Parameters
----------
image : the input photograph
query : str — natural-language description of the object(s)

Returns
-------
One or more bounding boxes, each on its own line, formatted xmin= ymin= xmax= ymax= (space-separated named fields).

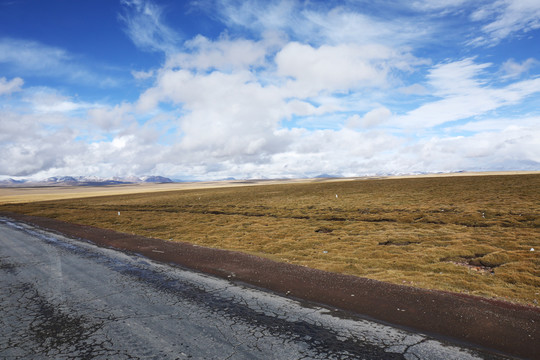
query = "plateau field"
xmin=1 ymin=172 xmax=538 ymax=306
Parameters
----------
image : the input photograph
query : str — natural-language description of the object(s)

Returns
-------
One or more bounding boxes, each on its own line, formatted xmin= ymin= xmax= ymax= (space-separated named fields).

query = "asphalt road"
xmin=0 ymin=218 xmax=507 ymax=359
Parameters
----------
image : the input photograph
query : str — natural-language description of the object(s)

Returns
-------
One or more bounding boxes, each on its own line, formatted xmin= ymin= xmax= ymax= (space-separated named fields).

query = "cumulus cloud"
xmin=87 ymin=103 xmax=134 ymax=132
xmin=166 ymin=34 xmax=271 ymax=71
xmin=112 ymin=12 xmax=540 ymax=180
xmin=157 ymin=127 xmax=403 ymax=180
xmin=0 ymin=76 xmax=23 ymax=96
xmin=276 ymin=43 xmax=392 ymax=96
xmin=0 ymin=99 xmax=170 ymax=178
xmin=0 ymin=108 xmax=81 ymax=176
xmin=0 ymin=81 xmax=161 ymax=178
xmin=131 ymin=28 xmax=416 ymax=172
xmin=137 ymin=68 xmax=289 ymax=160
xmin=85 ymin=134 xmax=164 ymax=174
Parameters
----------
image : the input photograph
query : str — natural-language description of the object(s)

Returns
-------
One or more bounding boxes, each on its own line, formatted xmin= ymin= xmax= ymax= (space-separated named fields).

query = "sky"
xmin=0 ymin=0 xmax=539 ymax=181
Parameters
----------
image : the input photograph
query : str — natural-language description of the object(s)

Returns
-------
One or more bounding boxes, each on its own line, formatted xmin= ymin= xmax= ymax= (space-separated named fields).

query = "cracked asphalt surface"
xmin=0 ymin=218 xmax=509 ymax=359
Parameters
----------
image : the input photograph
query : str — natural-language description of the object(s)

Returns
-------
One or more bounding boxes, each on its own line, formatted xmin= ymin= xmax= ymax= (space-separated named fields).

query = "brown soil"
xmin=2 ymin=211 xmax=538 ymax=359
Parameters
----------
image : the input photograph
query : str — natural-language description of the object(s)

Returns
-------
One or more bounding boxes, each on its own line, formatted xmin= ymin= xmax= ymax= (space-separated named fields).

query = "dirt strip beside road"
xmin=2 ymin=211 xmax=538 ymax=359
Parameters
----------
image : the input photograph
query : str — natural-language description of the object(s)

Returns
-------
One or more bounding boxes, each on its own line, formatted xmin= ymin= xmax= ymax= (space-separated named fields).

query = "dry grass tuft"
xmin=1 ymin=174 xmax=539 ymax=306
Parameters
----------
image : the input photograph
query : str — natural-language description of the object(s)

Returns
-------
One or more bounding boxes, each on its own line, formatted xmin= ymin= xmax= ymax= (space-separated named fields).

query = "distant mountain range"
xmin=0 ymin=175 xmax=173 ymax=187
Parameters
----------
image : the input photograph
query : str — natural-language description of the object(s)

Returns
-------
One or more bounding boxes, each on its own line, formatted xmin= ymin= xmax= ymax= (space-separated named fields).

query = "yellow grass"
xmin=1 ymin=173 xmax=539 ymax=306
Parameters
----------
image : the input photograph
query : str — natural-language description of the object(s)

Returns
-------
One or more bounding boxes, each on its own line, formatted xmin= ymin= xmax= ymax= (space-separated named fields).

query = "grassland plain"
xmin=1 ymin=174 xmax=539 ymax=306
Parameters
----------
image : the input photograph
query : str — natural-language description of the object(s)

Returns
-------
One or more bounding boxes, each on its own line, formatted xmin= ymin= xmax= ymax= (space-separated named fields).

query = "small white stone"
xmin=531 ymin=248 xmax=535 ymax=252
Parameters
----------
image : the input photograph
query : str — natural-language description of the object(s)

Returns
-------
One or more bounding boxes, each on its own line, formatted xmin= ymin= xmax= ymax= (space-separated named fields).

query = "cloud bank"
xmin=0 ymin=0 xmax=539 ymax=180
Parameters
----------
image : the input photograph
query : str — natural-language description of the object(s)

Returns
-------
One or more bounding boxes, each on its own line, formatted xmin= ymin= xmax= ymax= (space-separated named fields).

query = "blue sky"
xmin=0 ymin=0 xmax=539 ymax=180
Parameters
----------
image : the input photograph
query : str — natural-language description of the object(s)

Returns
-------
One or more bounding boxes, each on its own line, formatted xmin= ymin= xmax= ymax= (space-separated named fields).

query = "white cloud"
xmin=23 ymin=88 xmax=93 ymax=114
xmin=0 ymin=112 xmax=41 ymax=144
xmin=207 ymin=0 xmax=429 ymax=47
xmin=283 ymin=99 xmax=336 ymax=118
xmin=131 ymin=69 xmax=155 ymax=80
xmin=0 ymin=144 xmax=64 ymax=177
xmin=210 ymin=0 xmax=299 ymax=35
xmin=0 ymin=38 xmax=117 ymax=87
xmin=122 ymin=26 xmax=540 ymax=179
xmin=75 ymin=135 xmax=165 ymax=177
xmin=131 ymin=31 xmax=417 ymax=170
xmin=0 ymin=38 xmax=71 ymax=73
xmin=275 ymin=42 xmax=391 ymax=96
xmin=184 ymin=79 xmax=282 ymax=152
xmin=2 ymin=0 xmax=539 ymax=180
xmin=426 ymin=58 xmax=491 ymax=96
xmin=0 ymin=100 xmax=170 ymax=178
xmin=267 ymin=128 xmax=403 ymax=177
xmin=398 ymin=83 xmax=429 ymax=95
xmin=392 ymin=58 xmax=540 ymax=128
xmin=135 ymin=67 xmax=293 ymax=164
xmin=166 ymin=34 xmax=270 ymax=71
xmin=450 ymin=116 xmax=540 ymax=132
xmin=137 ymin=68 xmax=259 ymax=111
xmin=410 ymin=126 xmax=540 ymax=171
xmin=0 ymin=109 xmax=80 ymax=176
xmin=470 ymin=0 xmax=540 ymax=45
xmin=347 ymin=107 xmax=392 ymax=129
xmin=0 ymin=80 xmax=163 ymax=177
xmin=412 ymin=0 xmax=469 ymax=11
xmin=119 ymin=0 xmax=180 ymax=54
xmin=87 ymin=103 xmax=134 ymax=131
xmin=500 ymin=58 xmax=538 ymax=79
xmin=156 ymin=127 xmax=403 ymax=180
xmin=301 ymin=8 xmax=402 ymax=45
xmin=0 ymin=77 xmax=23 ymax=96
xmin=199 ymin=0 xmax=491 ymax=78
